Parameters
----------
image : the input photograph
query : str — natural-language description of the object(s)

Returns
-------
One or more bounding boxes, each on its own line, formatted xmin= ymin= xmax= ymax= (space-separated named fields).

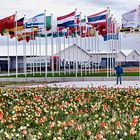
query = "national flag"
xmin=87 ymin=10 xmax=108 ymax=37
xmin=45 ymin=16 xmax=52 ymax=31
xmin=103 ymin=33 xmax=118 ymax=41
xmin=6 ymin=17 xmax=24 ymax=34
xmin=26 ymin=13 xmax=45 ymax=29
xmin=0 ymin=14 xmax=15 ymax=33
xmin=75 ymin=14 xmax=80 ymax=25
xmin=87 ymin=10 xmax=107 ymax=27
xmin=17 ymin=28 xmax=38 ymax=42
xmin=57 ymin=11 xmax=75 ymax=28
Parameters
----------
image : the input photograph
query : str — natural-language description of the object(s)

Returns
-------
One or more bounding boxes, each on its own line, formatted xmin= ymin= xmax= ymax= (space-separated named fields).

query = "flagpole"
xmin=79 ymin=12 xmax=83 ymax=76
xmin=44 ymin=10 xmax=48 ymax=78
xmin=84 ymin=17 xmax=87 ymax=76
xmin=15 ymin=11 xmax=18 ymax=79
xmin=63 ymin=32 xmax=66 ymax=75
xmin=106 ymin=7 xmax=110 ymax=77
xmin=72 ymin=36 xmax=75 ymax=74
xmin=111 ymin=18 xmax=114 ymax=75
xmin=112 ymin=18 xmax=115 ymax=75
xmin=112 ymin=18 xmax=116 ymax=75
xmin=68 ymin=28 xmax=71 ymax=75
xmin=75 ymin=9 xmax=78 ymax=77
xmin=109 ymin=14 xmax=112 ymax=76
xmin=94 ymin=28 xmax=97 ymax=74
xmin=59 ymin=34 xmax=61 ymax=76
xmin=108 ymin=11 xmax=112 ymax=76
xmin=91 ymin=29 xmax=94 ymax=74
xmin=88 ymin=25 xmax=91 ymax=75
xmin=35 ymin=35 xmax=38 ymax=73
xmin=39 ymin=30 xmax=42 ymax=75
xmin=29 ymin=35 xmax=32 ymax=74
xmin=97 ymin=31 xmax=100 ymax=73
xmin=32 ymin=29 xmax=35 ymax=76
xmin=7 ymin=33 xmax=10 ymax=77
xmin=110 ymin=14 xmax=113 ymax=76
xmin=50 ymin=13 xmax=54 ymax=77
xmin=23 ymin=15 xmax=27 ymax=77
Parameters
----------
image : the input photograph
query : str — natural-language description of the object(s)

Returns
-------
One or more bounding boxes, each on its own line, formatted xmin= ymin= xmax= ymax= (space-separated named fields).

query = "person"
xmin=114 ymin=63 xmax=123 ymax=85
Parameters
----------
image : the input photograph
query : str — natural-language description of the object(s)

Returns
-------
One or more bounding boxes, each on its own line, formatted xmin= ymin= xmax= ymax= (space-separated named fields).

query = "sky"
xmin=0 ymin=0 xmax=140 ymax=51
xmin=0 ymin=0 xmax=139 ymax=23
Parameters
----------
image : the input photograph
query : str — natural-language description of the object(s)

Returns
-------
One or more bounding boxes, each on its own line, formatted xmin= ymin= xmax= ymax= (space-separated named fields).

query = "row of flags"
xmin=0 ymin=8 xmax=119 ymax=43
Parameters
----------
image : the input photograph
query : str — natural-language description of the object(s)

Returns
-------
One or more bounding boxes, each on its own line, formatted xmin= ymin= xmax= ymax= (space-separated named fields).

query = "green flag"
xmin=46 ymin=16 xmax=52 ymax=30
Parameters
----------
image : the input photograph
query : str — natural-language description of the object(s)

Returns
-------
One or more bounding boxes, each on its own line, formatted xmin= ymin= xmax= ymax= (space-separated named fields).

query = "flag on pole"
xmin=87 ymin=10 xmax=107 ymax=26
xmin=0 ymin=14 xmax=15 ymax=33
xmin=26 ymin=13 xmax=45 ymax=29
xmin=121 ymin=5 xmax=140 ymax=33
xmin=45 ymin=16 xmax=52 ymax=31
xmin=87 ymin=10 xmax=108 ymax=37
xmin=57 ymin=11 xmax=75 ymax=28
xmin=122 ymin=9 xmax=138 ymax=28
xmin=103 ymin=33 xmax=119 ymax=41
xmin=6 ymin=17 xmax=24 ymax=36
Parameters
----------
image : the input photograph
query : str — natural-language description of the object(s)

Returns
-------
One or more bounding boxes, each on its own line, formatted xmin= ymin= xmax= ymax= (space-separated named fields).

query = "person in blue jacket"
xmin=115 ymin=63 xmax=123 ymax=84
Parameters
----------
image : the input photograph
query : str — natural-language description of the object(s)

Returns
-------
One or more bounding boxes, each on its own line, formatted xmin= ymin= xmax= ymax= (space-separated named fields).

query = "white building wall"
xmin=116 ymin=52 xmax=126 ymax=62
xmin=91 ymin=53 xmax=117 ymax=63
xmin=58 ymin=46 xmax=90 ymax=62
xmin=126 ymin=51 xmax=139 ymax=61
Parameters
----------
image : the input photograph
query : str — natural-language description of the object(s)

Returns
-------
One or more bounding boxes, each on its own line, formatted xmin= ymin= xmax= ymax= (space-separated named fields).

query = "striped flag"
xmin=87 ymin=10 xmax=107 ymax=27
xmin=57 ymin=11 xmax=75 ymax=28
xmin=26 ymin=13 xmax=45 ymax=29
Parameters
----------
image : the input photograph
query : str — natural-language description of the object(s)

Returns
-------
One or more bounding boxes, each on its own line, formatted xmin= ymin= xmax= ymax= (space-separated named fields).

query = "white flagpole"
xmin=33 ymin=32 xmax=35 ymax=76
xmin=84 ymin=17 xmax=87 ymax=76
xmin=59 ymin=34 xmax=61 ymax=76
xmin=91 ymin=28 xmax=94 ymax=74
xmin=113 ymin=20 xmax=117 ymax=75
xmin=23 ymin=15 xmax=27 ymax=77
xmin=63 ymin=32 xmax=66 ymax=75
xmin=88 ymin=25 xmax=91 ymax=75
xmin=94 ymin=28 xmax=97 ymax=74
xmin=39 ymin=31 xmax=42 ymax=75
xmin=79 ymin=12 xmax=83 ymax=76
xmin=106 ymin=7 xmax=110 ymax=77
xmin=51 ymin=13 xmax=54 ymax=77
xmin=75 ymin=9 xmax=78 ymax=77
xmin=7 ymin=34 xmax=10 ymax=77
xmin=111 ymin=18 xmax=114 ymax=75
xmin=29 ymin=35 xmax=32 ymax=74
xmin=35 ymin=36 xmax=38 ymax=74
xmin=109 ymin=14 xmax=112 ymax=76
xmin=68 ymin=28 xmax=71 ymax=75
xmin=109 ymin=15 xmax=113 ymax=76
xmin=72 ymin=36 xmax=75 ymax=74
xmin=44 ymin=10 xmax=48 ymax=78
xmin=15 ymin=11 xmax=18 ymax=78
xmin=97 ymin=32 xmax=100 ymax=73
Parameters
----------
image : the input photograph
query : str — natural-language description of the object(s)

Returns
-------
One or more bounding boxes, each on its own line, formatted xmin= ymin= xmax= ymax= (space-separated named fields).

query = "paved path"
xmin=47 ymin=81 xmax=140 ymax=88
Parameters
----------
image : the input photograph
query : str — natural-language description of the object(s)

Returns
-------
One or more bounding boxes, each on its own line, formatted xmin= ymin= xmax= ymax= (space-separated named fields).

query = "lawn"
xmin=0 ymin=71 xmax=139 ymax=78
xmin=0 ymin=86 xmax=140 ymax=139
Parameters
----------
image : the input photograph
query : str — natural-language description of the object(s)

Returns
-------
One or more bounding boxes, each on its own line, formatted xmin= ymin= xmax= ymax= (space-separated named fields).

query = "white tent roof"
xmin=120 ymin=50 xmax=134 ymax=56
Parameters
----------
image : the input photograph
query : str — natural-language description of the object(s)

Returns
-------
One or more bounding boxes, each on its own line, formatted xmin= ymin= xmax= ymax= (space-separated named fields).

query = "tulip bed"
xmin=0 ymin=86 xmax=140 ymax=140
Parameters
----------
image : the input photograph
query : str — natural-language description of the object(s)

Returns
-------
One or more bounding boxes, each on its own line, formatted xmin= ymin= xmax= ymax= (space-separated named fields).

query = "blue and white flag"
xmin=87 ymin=10 xmax=107 ymax=26
xmin=26 ymin=13 xmax=45 ymax=28
xmin=57 ymin=11 xmax=75 ymax=28
xmin=103 ymin=33 xmax=118 ymax=41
